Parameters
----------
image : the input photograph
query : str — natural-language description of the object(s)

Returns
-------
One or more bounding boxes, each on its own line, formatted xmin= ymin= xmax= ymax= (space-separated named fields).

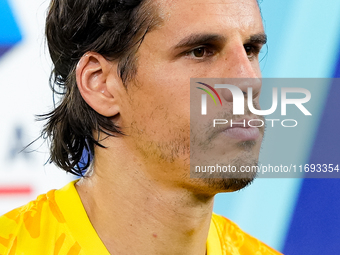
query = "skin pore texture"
xmin=75 ymin=0 xmax=266 ymax=254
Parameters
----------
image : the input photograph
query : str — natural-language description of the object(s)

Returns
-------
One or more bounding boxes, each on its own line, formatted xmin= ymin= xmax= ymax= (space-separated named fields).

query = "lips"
xmin=223 ymin=126 xmax=260 ymax=141
xmin=221 ymin=118 xmax=263 ymax=141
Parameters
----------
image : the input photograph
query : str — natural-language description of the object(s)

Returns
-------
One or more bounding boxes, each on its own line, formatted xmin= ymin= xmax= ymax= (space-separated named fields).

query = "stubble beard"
xmin=131 ymin=120 xmax=261 ymax=194
xmin=129 ymin=100 xmax=264 ymax=194
xmin=193 ymin=150 xmax=259 ymax=193
xmin=189 ymin=107 xmax=265 ymax=193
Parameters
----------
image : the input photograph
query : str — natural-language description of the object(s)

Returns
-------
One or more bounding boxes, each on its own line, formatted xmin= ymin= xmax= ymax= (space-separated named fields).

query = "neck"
xmin=76 ymin=147 xmax=214 ymax=255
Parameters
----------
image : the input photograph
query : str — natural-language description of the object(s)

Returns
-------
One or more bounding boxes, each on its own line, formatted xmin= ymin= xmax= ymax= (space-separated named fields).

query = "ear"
xmin=76 ymin=52 xmax=120 ymax=117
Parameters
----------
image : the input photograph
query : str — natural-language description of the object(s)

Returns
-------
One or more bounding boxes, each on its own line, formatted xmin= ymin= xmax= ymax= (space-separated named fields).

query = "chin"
xmin=189 ymin=148 xmax=260 ymax=194
xmin=205 ymin=174 xmax=256 ymax=193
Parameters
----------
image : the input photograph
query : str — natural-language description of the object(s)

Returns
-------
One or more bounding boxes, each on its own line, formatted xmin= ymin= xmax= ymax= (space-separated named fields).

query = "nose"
xmin=218 ymin=42 xmax=262 ymax=103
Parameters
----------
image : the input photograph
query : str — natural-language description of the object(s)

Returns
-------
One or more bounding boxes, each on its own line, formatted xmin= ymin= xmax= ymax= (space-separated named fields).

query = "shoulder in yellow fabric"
xmin=0 ymin=189 xmax=81 ymax=255
xmin=0 ymin=181 xmax=283 ymax=255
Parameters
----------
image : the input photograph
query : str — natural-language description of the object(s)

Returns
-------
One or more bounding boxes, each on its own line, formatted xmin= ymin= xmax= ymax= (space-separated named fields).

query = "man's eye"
xmin=192 ymin=47 xmax=205 ymax=58
xmin=244 ymin=44 xmax=259 ymax=59
xmin=186 ymin=47 xmax=213 ymax=59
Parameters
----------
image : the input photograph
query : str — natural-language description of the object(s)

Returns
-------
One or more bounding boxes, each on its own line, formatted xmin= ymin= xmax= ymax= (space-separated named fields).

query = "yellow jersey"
xmin=0 ymin=181 xmax=282 ymax=255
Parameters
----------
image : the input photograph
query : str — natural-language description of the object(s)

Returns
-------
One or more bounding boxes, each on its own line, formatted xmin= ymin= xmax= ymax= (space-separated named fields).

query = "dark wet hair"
xmin=41 ymin=0 xmax=161 ymax=176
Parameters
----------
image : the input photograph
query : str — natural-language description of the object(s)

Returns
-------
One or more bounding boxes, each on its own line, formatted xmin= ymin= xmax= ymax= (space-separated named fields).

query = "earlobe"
xmin=76 ymin=52 xmax=120 ymax=117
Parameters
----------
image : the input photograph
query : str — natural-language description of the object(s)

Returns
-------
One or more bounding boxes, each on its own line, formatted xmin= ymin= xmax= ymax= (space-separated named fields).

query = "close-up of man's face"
xmin=2 ymin=0 xmax=339 ymax=254
xmin=111 ymin=0 xmax=266 ymax=194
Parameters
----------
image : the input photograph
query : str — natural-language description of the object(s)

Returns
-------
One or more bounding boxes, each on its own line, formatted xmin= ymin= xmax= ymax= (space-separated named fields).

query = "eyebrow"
xmin=172 ymin=32 xmax=267 ymax=50
xmin=173 ymin=34 xmax=227 ymax=50
xmin=245 ymin=33 xmax=267 ymax=45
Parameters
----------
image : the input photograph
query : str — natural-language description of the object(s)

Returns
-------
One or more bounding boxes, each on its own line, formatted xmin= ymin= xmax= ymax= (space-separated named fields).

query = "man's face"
xmin=118 ymin=0 xmax=265 ymax=194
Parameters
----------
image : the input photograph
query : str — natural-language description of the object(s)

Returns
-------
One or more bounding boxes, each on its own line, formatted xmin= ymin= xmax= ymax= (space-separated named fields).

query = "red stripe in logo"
xmin=0 ymin=186 xmax=33 ymax=195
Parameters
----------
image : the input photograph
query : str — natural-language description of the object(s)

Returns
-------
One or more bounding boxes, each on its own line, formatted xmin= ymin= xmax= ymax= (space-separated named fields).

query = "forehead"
xmin=154 ymin=0 xmax=263 ymax=40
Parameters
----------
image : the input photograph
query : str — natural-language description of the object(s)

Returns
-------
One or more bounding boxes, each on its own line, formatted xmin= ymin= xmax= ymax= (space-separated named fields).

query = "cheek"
xmin=138 ymin=60 xmax=190 ymax=107
xmin=126 ymin=67 xmax=191 ymax=139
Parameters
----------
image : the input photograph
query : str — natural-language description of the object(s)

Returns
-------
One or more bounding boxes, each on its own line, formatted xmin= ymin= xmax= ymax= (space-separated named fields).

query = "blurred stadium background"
xmin=1 ymin=0 xmax=340 ymax=253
